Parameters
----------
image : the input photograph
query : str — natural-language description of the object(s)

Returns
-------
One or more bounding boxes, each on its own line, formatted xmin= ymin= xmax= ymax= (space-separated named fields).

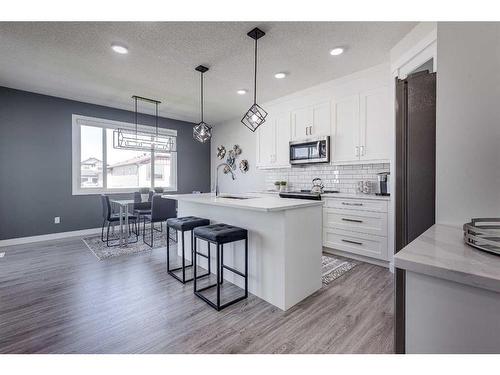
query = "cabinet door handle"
xmin=360 ymin=145 xmax=365 ymax=156
xmin=305 ymin=126 xmax=308 ymax=136
xmin=355 ymin=146 xmax=359 ymax=157
xmin=342 ymin=202 xmax=363 ymax=206
xmin=342 ymin=218 xmax=363 ymax=223
xmin=309 ymin=126 xmax=313 ymax=135
xmin=342 ymin=239 xmax=363 ymax=246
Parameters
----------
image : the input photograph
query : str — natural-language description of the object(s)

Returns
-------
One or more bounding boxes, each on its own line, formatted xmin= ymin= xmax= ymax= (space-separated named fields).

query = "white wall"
xmin=211 ymin=63 xmax=391 ymax=193
xmin=210 ymin=119 xmax=266 ymax=194
xmin=436 ymin=22 xmax=500 ymax=226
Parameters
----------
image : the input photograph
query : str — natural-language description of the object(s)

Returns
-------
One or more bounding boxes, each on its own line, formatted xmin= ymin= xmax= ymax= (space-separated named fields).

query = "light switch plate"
xmin=0 ymin=252 xmax=5 ymax=258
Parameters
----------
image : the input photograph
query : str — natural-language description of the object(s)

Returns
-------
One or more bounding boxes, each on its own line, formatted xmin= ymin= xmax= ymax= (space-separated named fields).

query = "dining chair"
xmin=142 ymin=194 xmax=176 ymax=247
xmin=133 ymin=191 xmax=152 ymax=232
xmin=100 ymin=195 xmax=139 ymax=247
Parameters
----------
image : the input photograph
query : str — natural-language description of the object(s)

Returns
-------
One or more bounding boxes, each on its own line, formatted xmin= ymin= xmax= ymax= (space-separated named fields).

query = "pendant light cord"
xmin=134 ymin=96 xmax=138 ymax=138
xmin=253 ymin=37 xmax=257 ymax=105
xmin=201 ymin=71 xmax=204 ymax=123
xmin=155 ymin=102 xmax=159 ymax=136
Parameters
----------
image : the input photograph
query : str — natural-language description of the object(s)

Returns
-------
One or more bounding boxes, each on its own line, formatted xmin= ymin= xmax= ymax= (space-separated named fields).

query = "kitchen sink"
xmin=217 ymin=194 xmax=255 ymax=200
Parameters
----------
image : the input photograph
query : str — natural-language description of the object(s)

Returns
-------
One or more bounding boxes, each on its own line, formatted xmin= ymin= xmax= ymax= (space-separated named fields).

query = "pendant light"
xmin=193 ymin=65 xmax=212 ymax=143
xmin=113 ymin=95 xmax=176 ymax=153
xmin=241 ymin=27 xmax=268 ymax=132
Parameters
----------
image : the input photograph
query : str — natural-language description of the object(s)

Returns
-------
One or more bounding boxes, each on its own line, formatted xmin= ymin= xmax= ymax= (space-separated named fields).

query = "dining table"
xmin=109 ymin=199 xmax=135 ymax=247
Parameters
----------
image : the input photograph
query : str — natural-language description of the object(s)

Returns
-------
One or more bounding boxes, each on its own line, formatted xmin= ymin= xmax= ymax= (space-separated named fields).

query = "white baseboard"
xmin=323 ymin=246 xmax=390 ymax=268
xmin=0 ymin=227 xmax=102 ymax=247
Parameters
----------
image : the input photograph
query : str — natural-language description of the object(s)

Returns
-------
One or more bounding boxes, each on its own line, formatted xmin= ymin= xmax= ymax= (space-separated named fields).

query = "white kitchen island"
xmin=162 ymin=193 xmax=324 ymax=311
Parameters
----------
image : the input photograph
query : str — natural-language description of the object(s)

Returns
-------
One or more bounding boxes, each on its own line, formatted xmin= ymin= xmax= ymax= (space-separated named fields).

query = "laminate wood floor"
xmin=0 ymin=236 xmax=394 ymax=354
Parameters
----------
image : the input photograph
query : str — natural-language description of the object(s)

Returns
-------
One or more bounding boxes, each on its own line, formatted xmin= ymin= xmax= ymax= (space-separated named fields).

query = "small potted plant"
xmin=279 ymin=181 xmax=287 ymax=192
xmin=274 ymin=181 xmax=281 ymax=191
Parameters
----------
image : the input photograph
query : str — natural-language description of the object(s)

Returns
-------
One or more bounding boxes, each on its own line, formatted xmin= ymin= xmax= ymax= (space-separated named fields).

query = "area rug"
xmin=322 ymin=253 xmax=358 ymax=285
xmin=82 ymin=230 xmax=174 ymax=260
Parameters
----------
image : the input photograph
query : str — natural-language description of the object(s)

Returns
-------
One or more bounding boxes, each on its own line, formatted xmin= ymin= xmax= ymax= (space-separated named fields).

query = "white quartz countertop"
xmin=162 ymin=193 xmax=324 ymax=212
xmin=322 ymin=192 xmax=391 ymax=201
xmin=394 ymin=224 xmax=500 ymax=293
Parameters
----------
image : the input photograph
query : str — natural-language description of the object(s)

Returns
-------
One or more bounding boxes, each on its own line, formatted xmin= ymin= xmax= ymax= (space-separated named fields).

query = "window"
xmin=72 ymin=114 xmax=177 ymax=195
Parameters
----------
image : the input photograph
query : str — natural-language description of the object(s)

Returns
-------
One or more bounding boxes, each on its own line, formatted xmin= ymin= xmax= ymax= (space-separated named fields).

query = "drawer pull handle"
xmin=342 ymin=218 xmax=363 ymax=223
xmin=342 ymin=239 xmax=363 ymax=246
xmin=342 ymin=202 xmax=363 ymax=206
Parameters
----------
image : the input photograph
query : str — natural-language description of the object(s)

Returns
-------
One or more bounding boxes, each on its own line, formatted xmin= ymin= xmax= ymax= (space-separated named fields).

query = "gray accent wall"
xmin=0 ymin=86 xmax=211 ymax=240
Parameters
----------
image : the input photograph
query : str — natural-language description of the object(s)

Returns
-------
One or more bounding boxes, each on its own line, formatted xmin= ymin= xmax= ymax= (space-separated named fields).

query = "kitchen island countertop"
xmin=162 ymin=192 xmax=324 ymax=212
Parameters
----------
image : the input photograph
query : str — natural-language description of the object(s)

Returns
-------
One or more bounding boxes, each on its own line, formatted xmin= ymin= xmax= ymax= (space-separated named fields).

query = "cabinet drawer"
xmin=323 ymin=208 xmax=387 ymax=237
xmin=323 ymin=197 xmax=387 ymax=213
xmin=323 ymin=228 xmax=388 ymax=261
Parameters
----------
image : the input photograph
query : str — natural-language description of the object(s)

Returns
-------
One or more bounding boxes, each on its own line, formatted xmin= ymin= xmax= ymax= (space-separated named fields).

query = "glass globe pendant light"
xmin=241 ymin=27 xmax=268 ymax=132
xmin=193 ymin=65 xmax=212 ymax=143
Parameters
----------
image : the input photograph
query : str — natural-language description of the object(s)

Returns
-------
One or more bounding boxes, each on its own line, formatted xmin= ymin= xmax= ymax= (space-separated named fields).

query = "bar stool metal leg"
xmin=245 ymin=238 xmax=248 ymax=298
xmin=181 ymin=231 xmax=185 ymax=283
xmin=216 ymin=243 xmax=221 ymax=309
xmin=220 ymin=243 xmax=224 ymax=285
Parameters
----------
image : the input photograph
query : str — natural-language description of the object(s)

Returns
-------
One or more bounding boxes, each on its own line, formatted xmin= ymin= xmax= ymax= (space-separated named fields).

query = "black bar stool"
xmin=166 ymin=216 xmax=210 ymax=284
xmin=193 ymin=223 xmax=248 ymax=311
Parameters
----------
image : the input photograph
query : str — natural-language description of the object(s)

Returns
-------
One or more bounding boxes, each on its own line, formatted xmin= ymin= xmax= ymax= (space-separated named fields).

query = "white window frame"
xmin=72 ymin=114 xmax=178 ymax=195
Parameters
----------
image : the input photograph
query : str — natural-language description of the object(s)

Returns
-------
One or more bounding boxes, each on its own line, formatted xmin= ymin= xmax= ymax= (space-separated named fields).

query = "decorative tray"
xmin=463 ymin=218 xmax=500 ymax=255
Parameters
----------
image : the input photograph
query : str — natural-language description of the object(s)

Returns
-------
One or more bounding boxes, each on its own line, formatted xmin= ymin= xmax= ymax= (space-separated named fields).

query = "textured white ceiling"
xmin=0 ymin=22 xmax=415 ymax=124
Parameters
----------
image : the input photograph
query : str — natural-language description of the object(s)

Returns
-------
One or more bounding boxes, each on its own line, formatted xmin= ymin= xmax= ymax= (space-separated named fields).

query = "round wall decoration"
xmin=233 ymin=144 xmax=242 ymax=156
xmin=216 ymin=145 xmax=226 ymax=159
xmin=239 ymin=159 xmax=249 ymax=173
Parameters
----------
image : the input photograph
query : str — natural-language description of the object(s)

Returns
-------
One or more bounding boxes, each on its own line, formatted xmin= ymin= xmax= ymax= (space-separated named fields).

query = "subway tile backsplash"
xmin=264 ymin=163 xmax=390 ymax=193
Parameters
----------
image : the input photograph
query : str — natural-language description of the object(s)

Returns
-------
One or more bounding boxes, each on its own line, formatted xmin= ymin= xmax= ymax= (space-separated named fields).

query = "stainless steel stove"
xmin=279 ymin=189 xmax=339 ymax=200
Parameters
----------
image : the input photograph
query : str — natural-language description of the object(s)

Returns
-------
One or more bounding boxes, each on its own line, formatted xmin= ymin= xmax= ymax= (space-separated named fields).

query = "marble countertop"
xmin=394 ymin=224 xmax=500 ymax=293
xmin=162 ymin=193 xmax=324 ymax=212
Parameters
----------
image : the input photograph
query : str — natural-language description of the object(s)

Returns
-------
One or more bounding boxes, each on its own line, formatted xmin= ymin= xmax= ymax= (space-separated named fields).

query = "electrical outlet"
xmin=0 ymin=252 xmax=5 ymax=258
xmin=54 ymin=217 xmax=60 ymax=224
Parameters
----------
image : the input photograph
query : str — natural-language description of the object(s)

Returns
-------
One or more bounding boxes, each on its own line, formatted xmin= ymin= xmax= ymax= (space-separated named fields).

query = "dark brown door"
xmin=394 ymin=70 xmax=436 ymax=354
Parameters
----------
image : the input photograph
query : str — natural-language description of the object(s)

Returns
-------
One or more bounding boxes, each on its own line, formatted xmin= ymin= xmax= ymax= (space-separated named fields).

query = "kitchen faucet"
xmin=215 ymin=163 xmax=236 ymax=197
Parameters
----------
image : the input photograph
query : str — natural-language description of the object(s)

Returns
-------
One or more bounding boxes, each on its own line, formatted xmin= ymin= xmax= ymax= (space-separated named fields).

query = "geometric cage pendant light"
xmin=113 ymin=95 xmax=176 ymax=153
xmin=193 ymin=65 xmax=212 ymax=143
xmin=241 ymin=27 xmax=268 ymax=132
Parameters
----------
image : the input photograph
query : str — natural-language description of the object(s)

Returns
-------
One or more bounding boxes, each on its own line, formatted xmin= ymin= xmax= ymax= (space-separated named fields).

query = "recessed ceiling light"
xmin=330 ymin=47 xmax=344 ymax=56
xmin=237 ymin=89 xmax=247 ymax=95
xmin=111 ymin=44 xmax=128 ymax=54
xmin=274 ymin=72 xmax=286 ymax=79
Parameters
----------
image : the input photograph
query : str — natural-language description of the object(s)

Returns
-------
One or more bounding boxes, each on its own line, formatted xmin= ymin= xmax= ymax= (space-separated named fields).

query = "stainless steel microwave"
xmin=289 ymin=136 xmax=330 ymax=165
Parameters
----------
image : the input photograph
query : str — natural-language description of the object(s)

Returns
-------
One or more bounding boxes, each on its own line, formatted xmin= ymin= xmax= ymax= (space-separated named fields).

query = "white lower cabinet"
xmin=323 ymin=197 xmax=389 ymax=261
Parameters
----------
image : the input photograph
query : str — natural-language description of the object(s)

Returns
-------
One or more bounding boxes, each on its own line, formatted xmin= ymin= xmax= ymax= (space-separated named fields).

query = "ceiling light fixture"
xmin=329 ymin=47 xmax=344 ymax=56
xmin=111 ymin=44 xmax=129 ymax=54
xmin=113 ymin=96 xmax=176 ymax=153
xmin=241 ymin=27 xmax=268 ymax=132
xmin=274 ymin=72 xmax=286 ymax=79
xmin=237 ymin=89 xmax=247 ymax=95
xmin=193 ymin=65 xmax=212 ymax=143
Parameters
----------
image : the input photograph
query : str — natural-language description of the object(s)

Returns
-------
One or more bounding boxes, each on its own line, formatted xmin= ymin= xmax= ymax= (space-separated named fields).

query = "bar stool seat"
xmin=193 ymin=223 xmax=247 ymax=244
xmin=193 ymin=223 xmax=248 ymax=311
xmin=167 ymin=216 xmax=210 ymax=232
xmin=166 ymin=216 xmax=210 ymax=284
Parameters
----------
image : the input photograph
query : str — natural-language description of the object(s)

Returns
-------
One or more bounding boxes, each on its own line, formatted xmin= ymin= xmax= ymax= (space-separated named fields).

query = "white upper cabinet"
xmin=291 ymin=107 xmax=311 ymax=139
xmin=332 ymin=95 xmax=360 ymax=163
xmin=256 ymin=111 xmax=291 ymax=169
xmin=291 ymin=101 xmax=332 ymax=140
xmin=311 ymin=102 xmax=331 ymax=136
xmin=332 ymin=86 xmax=391 ymax=163
xmin=256 ymin=113 xmax=276 ymax=168
xmin=275 ymin=112 xmax=292 ymax=167
xmin=359 ymin=87 xmax=391 ymax=161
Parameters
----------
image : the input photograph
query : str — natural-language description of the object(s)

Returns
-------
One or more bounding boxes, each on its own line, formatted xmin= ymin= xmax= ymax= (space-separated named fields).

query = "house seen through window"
xmin=73 ymin=116 xmax=177 ymax=194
